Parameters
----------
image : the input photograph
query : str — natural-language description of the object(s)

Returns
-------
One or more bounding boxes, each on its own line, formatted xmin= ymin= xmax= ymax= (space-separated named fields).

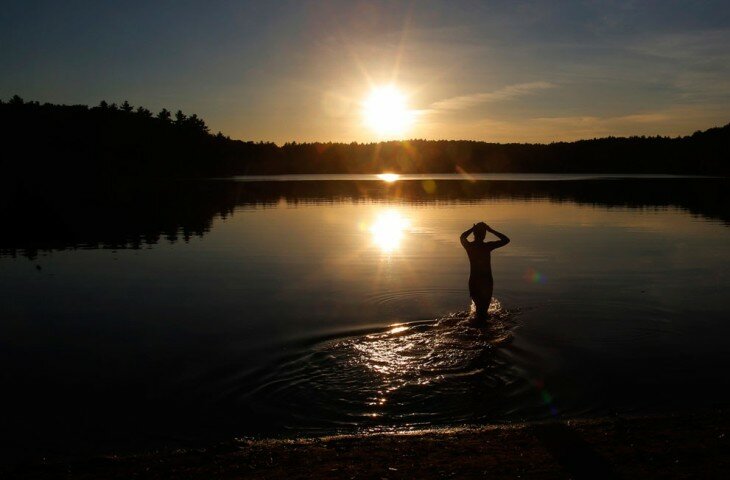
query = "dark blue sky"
xmin=2 ymin=1 xmax=728 ymax=142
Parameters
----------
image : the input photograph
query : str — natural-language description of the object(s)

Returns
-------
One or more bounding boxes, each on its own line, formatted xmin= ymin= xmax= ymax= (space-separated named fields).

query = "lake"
xmin=1 ymin=174 xmax=729 ymax=458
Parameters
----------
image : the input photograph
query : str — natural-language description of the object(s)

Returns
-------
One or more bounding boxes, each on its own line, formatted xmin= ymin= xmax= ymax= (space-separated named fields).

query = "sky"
xmin=2 ymin=0 xmax=729 ymax=143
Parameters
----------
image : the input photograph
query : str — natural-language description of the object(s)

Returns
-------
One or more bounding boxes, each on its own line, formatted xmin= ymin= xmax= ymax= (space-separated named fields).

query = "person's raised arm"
xmin=485 ymin=224 xmax=510 ymax=249
xmin=460 ymin=224 xmax=475 ymax=248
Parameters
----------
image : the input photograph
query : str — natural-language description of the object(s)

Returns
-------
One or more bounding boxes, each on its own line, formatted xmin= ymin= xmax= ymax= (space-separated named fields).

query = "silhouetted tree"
xmin=1 ymin=97 xmax=728 ymax=179
xmin=157 ymin=108 xmax=171 ymax=122
xmin=121 ymin=100 xmax=133 ymax=113
xmin=186 ymin=114 xmax=208 ymax=133
xmin=136 ymin=106 xmax=152 ymax=117
xmin=174 ymin=110 xmax=187 ymax=126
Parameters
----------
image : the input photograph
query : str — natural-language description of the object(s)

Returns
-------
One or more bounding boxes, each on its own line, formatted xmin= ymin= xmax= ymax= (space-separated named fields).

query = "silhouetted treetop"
xmin=136 ymin=106 xmax=152 ymax=117
xmin=157 ymin=108 xmax=171 ymax=122
xmin=1 ymin=96 xmax=728 ymax=179
xmin=174 ymin=110 xmax=187 ymax=125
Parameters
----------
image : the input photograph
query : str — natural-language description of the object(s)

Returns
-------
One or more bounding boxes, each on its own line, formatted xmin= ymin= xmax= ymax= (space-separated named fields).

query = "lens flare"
xmin=524 ymin=267 xmax=546 ymax=284
xmin=533 ymin=379 xmax=559 ymax=417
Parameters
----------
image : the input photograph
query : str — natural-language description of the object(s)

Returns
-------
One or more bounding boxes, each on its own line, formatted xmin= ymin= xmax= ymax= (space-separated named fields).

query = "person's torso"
xmin=465 ymin=243 xmax=492 ymax=278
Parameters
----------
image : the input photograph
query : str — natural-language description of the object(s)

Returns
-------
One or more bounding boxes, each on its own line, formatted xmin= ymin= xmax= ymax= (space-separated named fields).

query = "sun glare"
xmin=370 ymin=210 xmax=411 ymax=253
xmin=363 ymin=86 xmax=414 ymax=137
xmin=377 ymin=173 xmax=400 ymax=183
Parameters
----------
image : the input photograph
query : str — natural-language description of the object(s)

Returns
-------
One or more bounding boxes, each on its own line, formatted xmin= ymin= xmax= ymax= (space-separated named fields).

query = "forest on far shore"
xmin=1 ymin=95 xmax=728 ymax=179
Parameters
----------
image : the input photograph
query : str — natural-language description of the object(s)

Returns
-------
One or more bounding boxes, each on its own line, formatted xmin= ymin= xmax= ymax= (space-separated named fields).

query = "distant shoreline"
xmin=2 ymin=97 xmax=729 ymax=178
xmin=219 ymin=173 xmax=723 ymax=181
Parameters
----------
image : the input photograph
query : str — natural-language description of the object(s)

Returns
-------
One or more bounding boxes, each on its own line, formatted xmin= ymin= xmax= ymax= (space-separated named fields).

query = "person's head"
xmin=473 ymin=222 xmax=487 ymax=242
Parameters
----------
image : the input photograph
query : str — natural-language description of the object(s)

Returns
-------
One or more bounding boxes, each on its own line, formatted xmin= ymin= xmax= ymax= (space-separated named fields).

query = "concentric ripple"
xmin=235 ymin=300 xmax=535 ymax=435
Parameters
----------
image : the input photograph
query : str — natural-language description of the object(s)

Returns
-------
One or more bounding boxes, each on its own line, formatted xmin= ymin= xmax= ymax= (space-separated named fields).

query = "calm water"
xmin=1 ymin=174 xmax=729 ymax=457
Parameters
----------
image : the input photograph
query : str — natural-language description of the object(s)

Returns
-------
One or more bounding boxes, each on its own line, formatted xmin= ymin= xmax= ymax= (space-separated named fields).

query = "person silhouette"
xmin=460 ymin=222 xmax=510 ymax=321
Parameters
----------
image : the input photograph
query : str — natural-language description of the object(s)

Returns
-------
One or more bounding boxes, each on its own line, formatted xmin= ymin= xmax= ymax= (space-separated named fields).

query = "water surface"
xmin=1 ymin=174 xmax=728 ymax=456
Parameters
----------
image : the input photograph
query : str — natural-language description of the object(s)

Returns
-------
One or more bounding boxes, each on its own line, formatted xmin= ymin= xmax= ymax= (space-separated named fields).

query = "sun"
xmin=362 ymin=85 xmax=414 ymax=137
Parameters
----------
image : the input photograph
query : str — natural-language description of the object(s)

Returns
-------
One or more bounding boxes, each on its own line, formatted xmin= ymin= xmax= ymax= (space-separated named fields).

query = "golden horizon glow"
xmin=362 ymin=85 xmax=415 ymax=138
xmin=370 ymin=210 xmax=411 ymax=253
xmin=377 ymin=173 xmax=400 ymax=182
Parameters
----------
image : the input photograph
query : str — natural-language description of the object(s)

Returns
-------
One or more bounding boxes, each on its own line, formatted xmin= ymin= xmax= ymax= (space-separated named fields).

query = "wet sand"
xmin=6 ymin=410 xmax=729 ymax=479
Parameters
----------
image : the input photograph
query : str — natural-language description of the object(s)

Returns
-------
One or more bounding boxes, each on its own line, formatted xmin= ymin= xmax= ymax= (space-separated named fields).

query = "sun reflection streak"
xmin=377 ymin=173 xmax=400 ymax=183
xmin=369 ymin=210 xmax=411 ymax=253
xmin=388 ymin=325 xmax=409 ymax=334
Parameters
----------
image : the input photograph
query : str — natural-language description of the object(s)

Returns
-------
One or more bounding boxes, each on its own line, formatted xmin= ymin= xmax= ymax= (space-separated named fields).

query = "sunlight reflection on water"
xmin=376 ymin=173 xmax=401 ymax=183
xmin=369 ymin=209 xmax=411 ymax=253
xmin=3 ymin=176 xmax=730 ymax=448
xmin=243 ymin=299 xmax=525 ymax=431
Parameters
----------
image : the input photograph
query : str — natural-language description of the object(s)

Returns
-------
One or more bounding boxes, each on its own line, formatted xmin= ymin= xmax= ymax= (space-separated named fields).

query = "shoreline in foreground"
xmin=6 ymin=409 xmax=728 ymax=479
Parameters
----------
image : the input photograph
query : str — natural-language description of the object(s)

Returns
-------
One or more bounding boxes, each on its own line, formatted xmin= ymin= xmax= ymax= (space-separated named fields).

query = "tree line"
xmin=1 ymin=95 xmax=728 ymax=178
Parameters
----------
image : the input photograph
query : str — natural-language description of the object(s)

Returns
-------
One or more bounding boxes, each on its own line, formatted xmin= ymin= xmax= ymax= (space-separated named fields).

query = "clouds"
xmin=428 ymin=82 xmax=557 ymax=112
xmin=629 ymin=28 xmax=730 ymax=60
xmin=1 ymin=1 xmax=729 ymax=143
xmin=420 ymin=104 xmax=729 ymax=144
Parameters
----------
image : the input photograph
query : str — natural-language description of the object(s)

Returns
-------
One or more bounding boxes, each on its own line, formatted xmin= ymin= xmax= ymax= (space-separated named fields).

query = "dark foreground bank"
xmin=6 ymin=410 xmax=728 ymax=479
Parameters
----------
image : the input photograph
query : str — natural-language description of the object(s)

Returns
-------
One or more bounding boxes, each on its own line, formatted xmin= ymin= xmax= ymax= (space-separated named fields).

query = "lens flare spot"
xmin=524 ymin=267 xmax=547 ymax=284
xmin=421 ymin=179 xmax=437 ymax=194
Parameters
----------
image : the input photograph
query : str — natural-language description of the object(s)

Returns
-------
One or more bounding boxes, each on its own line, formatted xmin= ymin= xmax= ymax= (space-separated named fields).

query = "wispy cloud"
xmin=428 ymin=81 xmax=556 ymax=112
xmin=417 ymin=104 xmax=729 ymax=144
xmin=629 ymin=29 xmax=730 ymax=61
